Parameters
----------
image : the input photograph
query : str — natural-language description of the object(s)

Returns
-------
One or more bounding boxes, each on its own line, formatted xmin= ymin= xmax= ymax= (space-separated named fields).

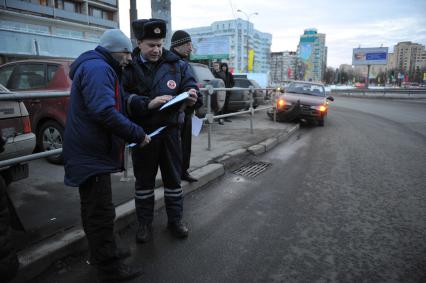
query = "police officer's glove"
xmin=139 ymin=134 xmax=151 ymax=148
xmin=148 ymin=95 xmax=173 ymax=109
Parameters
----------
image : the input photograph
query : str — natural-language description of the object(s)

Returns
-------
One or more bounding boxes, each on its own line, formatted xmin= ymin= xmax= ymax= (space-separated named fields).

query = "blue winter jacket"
xmin=63 ymin=46 xmax=146 ymax=187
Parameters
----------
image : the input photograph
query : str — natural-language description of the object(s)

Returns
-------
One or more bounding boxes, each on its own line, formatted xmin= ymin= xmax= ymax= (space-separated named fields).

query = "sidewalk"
xmin=11 ymin=111 xmax=299 ymax=282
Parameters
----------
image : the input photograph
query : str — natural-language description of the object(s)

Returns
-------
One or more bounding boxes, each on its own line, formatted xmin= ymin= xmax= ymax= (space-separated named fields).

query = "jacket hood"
xmin=69 ymin=46 xmax=120 ymax=80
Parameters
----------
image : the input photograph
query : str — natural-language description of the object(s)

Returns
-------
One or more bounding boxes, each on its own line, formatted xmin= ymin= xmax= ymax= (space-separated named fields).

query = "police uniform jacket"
xmin=122 ymin=48 xmax=201 ymax=132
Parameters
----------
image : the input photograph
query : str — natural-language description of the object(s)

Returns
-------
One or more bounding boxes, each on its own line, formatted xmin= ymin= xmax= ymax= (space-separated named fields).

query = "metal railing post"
xmin=206 ymin=85 xmax=213 ymax=151
xmin=120 ymin=144 xmax=131 ymax=182
xmin=273 ymin=90 xmax=277 ymax=123
xmin=249 ymin=86 xmax=254 ymax=134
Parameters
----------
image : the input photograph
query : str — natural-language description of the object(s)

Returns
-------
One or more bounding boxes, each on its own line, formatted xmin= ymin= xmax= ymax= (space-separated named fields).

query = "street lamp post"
xmin=237 ymin=9 xmax=258 ymax=73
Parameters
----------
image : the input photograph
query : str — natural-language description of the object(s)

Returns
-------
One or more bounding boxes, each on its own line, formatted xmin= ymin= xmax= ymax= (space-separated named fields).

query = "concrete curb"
xmin=14 ymin=123 xmax=299 ymax=282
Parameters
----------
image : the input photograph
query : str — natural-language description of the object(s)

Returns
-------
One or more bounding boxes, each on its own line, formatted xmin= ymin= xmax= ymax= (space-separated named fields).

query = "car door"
xmin=8 ymin=63 xmax=47 ymax=129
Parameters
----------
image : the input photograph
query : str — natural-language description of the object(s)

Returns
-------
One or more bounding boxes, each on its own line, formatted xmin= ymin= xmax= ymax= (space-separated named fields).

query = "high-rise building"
xmin=184 ymin=19 xmax=272 ymax=73
xmin=296 ymin=28 xmax=327 ymax=82
xmin=0 ymin=0 xmax=119 ymax=64
xmin=394 ymin=41 xmax=426 ymax=74
xmin=270 ymin=51 xmax=298 ymax=85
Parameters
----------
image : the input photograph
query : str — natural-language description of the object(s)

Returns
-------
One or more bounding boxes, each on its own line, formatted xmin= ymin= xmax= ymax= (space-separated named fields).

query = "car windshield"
xmin=287 ymin=82 xmax=325 ymax=97
xmin=190 ymin=64 xmax=215 ymax=82
xmin=0 ymin=83 xmax=10 ymax=93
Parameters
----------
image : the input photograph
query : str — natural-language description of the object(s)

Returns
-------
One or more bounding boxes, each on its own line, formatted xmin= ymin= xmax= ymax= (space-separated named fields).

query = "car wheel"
xmin=37 ymin=120 xmax=64 ymax=165
xmin=318 ymin=117 xmax=325 ymax=127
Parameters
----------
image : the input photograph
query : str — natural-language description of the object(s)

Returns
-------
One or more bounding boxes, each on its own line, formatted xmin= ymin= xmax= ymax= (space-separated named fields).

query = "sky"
xmin=118 ymin=0 xmax=426 ymax=68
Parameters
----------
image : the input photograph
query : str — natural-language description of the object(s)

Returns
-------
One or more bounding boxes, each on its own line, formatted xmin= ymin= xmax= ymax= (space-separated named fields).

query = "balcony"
xmin=90 ymin=0 xmax=117 ymax=6
xmin=4 ymin=0 xmax=118 ymax=28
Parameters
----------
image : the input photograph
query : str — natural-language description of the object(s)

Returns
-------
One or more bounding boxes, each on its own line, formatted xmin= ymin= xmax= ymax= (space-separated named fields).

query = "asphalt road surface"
xmin=34 ymin=97 xmax=426 ymax=283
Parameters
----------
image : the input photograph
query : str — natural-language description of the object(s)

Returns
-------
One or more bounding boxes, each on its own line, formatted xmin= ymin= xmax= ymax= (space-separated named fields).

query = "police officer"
xmin=170 ymin=30 xmax=200 ymax=182
xmin=123 ymin=19 xmax=201 ymax=243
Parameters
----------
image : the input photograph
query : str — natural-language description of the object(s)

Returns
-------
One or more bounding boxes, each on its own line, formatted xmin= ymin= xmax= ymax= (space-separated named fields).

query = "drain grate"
xmin=233 ymin=161 xmax=272 ymax=178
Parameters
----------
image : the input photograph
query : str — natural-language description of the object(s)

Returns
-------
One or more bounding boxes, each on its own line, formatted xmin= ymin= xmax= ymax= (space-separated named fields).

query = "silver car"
xmin=0 ymin=83 xmax=36 ymax=185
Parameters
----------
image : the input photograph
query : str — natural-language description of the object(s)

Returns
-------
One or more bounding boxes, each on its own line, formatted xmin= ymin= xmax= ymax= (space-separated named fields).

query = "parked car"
xmin=189 ymin=62 xmax=226 ymax=117
xmin=267 ymin=81 xmax=334 ymax=126
xmin=233 ymin=78 xmax=266 ymax=108
xmin=227 ymin=86 xmax=251 ymax=112
xmin=0 ymin=59 xmax=72 ymax=164
xmin=0 ymin=83 xmax=36 ymax=185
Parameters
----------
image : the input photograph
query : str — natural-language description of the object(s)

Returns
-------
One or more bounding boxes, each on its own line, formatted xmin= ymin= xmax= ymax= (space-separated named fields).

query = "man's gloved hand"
xmin=139 ymin=134 xmax=151 ymax=148
xmin=148 ymin=95 xmax=173 ymax=109
xmin=0 ymin=136 xmax=6 ymax=153
xmin=185 ymin=89 xmax=198 ymax=107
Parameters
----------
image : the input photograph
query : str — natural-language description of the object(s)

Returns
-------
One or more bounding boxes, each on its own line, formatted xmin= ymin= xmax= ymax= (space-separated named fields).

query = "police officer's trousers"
xmin=132 ymin=127 xmax=183 ymax=225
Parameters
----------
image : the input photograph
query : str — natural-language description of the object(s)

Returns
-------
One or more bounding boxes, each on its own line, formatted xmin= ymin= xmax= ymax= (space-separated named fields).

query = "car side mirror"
xmin=326 ymin=96 xmax=334 ymax=101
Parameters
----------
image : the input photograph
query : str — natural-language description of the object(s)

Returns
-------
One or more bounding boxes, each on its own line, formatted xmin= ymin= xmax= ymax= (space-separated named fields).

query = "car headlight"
xmin=311 ymin=105 xmax=327 ymax=112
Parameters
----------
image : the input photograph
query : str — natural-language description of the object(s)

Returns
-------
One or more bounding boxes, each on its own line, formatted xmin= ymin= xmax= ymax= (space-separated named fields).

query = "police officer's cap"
xmin=132 ymin=18 xmax=166 ymax=40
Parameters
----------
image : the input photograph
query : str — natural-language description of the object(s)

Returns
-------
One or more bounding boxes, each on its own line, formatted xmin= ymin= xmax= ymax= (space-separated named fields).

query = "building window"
xmin=103 ymin=10 xmax=113 ymax=20
xmin=55 ymin=0 xmax=79 ymax=12
xmin=89 ymin=7 xmax=102 ymax=18
xmin=64 ymin=1 xmax=76 ymax=12
xmin=89 ymin=7 xmax=113 ymax=20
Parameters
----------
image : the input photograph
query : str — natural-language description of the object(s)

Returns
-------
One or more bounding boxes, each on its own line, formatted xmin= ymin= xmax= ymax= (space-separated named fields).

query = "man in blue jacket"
xmin=63 ymin=29 xmax=150 ymax=282
xmin=123 ymin=19 xmax=202 ymax=243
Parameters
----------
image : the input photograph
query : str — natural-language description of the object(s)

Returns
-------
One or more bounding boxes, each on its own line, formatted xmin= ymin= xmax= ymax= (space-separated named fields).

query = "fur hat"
xmin=170 ymin=30 xmax=192 ymax=48
xmin=132 ymin=18 xmax=166 ymax=40
xmin=99 ymin=29 xmax=132 ymax=53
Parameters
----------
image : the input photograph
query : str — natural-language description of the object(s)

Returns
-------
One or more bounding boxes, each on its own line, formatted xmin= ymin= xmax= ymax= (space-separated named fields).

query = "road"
xmin=34 ymin=97 xmax=426 ymax=282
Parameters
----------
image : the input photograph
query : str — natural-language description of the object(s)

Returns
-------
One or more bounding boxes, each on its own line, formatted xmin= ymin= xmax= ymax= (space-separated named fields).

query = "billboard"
xmin=191 ymin=36 xmax=229 ymax=60
xmin=352 ymin=47 xmax=388 ymax=65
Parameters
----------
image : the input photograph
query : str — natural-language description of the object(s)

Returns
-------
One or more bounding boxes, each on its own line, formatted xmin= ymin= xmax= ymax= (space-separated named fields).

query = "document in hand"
xmin=159 ymin=92 xmax=190 ymax=111
xmin=128 ymin=126 xmax=167 ymax=148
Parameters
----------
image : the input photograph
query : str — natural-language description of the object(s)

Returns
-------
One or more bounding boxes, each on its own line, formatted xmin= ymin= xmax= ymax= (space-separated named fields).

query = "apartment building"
xmin=0 ymin=0 xmax=119 ymax=63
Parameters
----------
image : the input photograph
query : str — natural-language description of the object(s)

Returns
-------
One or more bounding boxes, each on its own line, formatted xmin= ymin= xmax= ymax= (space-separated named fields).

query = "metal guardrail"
xmin=330 ymin=88 xmax=426 ymax=95
xmin=0 ymin=87 xmax=279 ymax=171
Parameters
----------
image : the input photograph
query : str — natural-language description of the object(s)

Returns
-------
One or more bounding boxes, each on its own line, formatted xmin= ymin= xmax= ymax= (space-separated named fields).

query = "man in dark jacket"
xmin=63 ymin=29 xmax=149 ymax=282
xmin=123 ymin=19 xmax=200 ymax=243
xmin=220 ymin=62 xmax=235 ymax=122
xmin=170 ymin=30 xmax=200 ymax=182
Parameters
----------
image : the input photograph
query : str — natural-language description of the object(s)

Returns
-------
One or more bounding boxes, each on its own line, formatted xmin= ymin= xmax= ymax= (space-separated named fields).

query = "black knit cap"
xmin=132 ymin=18 xmax=166 ymax=40
xmin=170 ymin=30 xmax=192 ymax=48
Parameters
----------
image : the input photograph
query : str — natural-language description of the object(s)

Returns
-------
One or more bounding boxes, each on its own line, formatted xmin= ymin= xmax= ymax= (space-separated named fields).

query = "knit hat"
xmin=132 ymin=18 xmax=167 ymax=40
xmin=170 ymin=30 xmax=192 ymax=48
xmin=99 ymin=29 xmax=132 ymax=53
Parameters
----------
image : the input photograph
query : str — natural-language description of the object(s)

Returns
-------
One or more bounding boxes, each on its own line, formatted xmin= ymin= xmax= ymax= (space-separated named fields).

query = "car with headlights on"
xmin=267 ymin=81 xmax=334 ymax=126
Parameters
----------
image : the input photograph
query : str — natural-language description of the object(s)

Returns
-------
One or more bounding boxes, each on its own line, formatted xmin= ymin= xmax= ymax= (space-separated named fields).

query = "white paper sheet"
xmin=191 ymin=115 xmax=203 ymax=136
xmin=128 ymin=126 xmax=167 ymax=148
xmin=159 ymin=92 xmax=190 ymax=111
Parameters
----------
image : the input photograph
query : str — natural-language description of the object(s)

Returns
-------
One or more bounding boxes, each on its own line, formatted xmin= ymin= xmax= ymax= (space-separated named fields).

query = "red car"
xmin=0 ymin=59 xmax=72 ymax=164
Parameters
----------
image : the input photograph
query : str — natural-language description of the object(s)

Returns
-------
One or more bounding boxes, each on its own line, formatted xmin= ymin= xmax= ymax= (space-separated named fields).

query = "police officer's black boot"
xmin=136 ymin=223 xmax=153 ymax=243
xmin=167 ymin=221 xmax=189 ymax=238
xmin=97 ymin=261 xmax=142 ymax=283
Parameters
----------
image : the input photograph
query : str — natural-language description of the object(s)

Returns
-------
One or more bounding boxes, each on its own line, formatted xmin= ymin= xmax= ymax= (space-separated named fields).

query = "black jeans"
xmin=79 ymin=173 xmax=118 ymax=265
